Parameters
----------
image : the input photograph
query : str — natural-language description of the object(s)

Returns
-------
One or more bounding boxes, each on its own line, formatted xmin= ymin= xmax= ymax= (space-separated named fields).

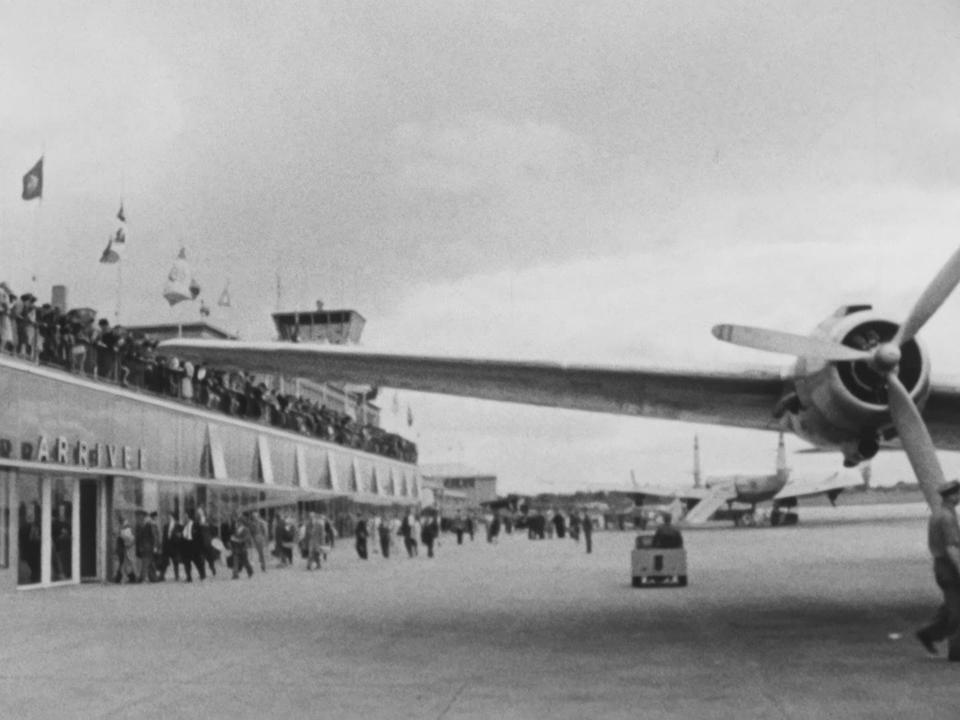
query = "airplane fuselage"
xmin=706 ymin=473 xmax=788 ymax=506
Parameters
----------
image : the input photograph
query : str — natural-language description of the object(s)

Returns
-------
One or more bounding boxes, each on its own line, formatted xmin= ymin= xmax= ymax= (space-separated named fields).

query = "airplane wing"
xmin=625 ymin=484 xmax=715 ymax=502
xmin=773 ymin=471 xmax=864 ymax=502
xmin=158 ymin=340 xmax=788 ymax=432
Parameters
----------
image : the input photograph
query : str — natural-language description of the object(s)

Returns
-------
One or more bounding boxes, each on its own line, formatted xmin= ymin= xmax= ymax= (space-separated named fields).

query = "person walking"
xmin=917 ymin=480 xmax=960 ymax=660
xmin=355 ymin=514 xmax=369 ymax=560
xmin=305 ymin=512 xmax=325 ymax=570
xmin=160 ymin=511 xmax=183 ymax=581
xmin=581 ymin=511 xmax=593 ymax=554
xmin=112 ymin=516 xmax=139 ymax=584
xmin=196 ymin=508 xmax=218 ymax=577
xmin=410 ymin=514 xmax=421 ymax=557
xmin=487 ymin=513 xmax=501 ymax=544
xmin=453 ymin=511 xmax=465 ymax=545
xmin=378 ymin=516 xmax=392 ymax=558
xmin=181 ymin=511 xmax=206 ymax=582
xmin=400 ymin=512 xmax=415 ymax=557
xmin=421 ymin=514 xmax=438 ymax=558
xmin=137 ymin=511 xmax=160 ymax=583
xmin=552 ymin=511 xmax=566 ymax=539
xmin=250 ymin=511 xmax=268 ymax=573
xmin=230 ymin=516 xmax=254 ymax=579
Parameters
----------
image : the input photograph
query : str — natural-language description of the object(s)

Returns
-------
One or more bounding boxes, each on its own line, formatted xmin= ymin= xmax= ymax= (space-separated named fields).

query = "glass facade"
xmin=18 ymin=476 xmax=41 ymax=586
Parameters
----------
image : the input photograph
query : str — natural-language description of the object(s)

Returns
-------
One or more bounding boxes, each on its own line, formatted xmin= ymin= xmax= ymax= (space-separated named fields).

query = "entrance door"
xmin=49 ymin=476 xmax=75 ymax=583
xmin=79 ymin=480 xmax=99 ymax=580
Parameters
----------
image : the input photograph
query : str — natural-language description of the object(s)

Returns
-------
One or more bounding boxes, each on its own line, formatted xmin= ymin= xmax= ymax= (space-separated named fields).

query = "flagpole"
xmin=116 ymin=260 xmax=122 ymax=321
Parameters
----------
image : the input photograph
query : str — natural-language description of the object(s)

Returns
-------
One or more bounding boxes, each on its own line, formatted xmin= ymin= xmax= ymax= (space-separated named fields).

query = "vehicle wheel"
xmin=677 ymin=575 xmax=687 ymax=587
xmin=632 ymin=576 xmax=642 ymax=587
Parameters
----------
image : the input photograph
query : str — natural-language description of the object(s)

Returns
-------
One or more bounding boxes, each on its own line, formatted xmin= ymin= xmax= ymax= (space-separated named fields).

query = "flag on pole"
xmin=117 ymin=202 xmax=126 ymax=222
xmin=163 ymin=248 xmax=194 ymax=305
xmin=99 ymin=237 xmax=119 ymax=264
xmin=199 ymin=301 xmax=210 ymax=317
xmin=112 ymin=226 xmax=126 ymax=244
xmin=217 ymin=282 xmax=231 ymax=307
xmin=22 ymin=157 xmax=43 ymax=201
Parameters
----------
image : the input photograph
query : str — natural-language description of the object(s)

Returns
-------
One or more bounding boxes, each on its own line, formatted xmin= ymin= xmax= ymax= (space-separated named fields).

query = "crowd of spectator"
xmin=0 ymin=285 xmax=417 ymax=463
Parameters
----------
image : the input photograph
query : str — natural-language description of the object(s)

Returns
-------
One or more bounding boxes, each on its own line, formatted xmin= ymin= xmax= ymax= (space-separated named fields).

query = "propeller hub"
xmin=875 ymin=343 xmax=901 ymax=372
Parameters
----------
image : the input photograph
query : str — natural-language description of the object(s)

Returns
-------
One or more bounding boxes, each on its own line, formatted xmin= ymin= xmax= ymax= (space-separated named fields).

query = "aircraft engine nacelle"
xmin=785 ymin=307 xmax=930 ymax=466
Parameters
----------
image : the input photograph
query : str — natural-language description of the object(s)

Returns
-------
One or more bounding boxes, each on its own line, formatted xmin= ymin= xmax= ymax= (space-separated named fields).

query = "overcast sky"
xmin=4 ymin=1 xmax=960 ymax=493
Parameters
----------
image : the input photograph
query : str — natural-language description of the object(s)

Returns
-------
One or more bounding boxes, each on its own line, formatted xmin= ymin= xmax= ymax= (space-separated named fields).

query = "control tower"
xmin=271 ymin=302 xmax=366 ymax=344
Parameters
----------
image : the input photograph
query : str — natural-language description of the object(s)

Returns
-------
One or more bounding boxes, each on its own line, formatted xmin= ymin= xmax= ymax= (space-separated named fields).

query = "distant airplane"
xmin=630 ymin=434 xmax=863 ymax=527
xmin=161 ymin=245 xmax=960 ymax=513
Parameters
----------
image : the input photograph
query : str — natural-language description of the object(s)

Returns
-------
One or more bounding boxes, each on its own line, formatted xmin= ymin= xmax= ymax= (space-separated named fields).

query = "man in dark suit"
xmin=196 ymin=508 xmax=218 ymax=576
xmin=581 ymin=511 xmax=593 ymax=554
xmin=159 ymin=511 xmax=183 ymax=581
xmin=355 ymin=515 xmax=369 ymax=560
xmin=421 ymin=515 xmax=439 ymax=558
xmin=180 ymin=511 xmax=206 ymax=582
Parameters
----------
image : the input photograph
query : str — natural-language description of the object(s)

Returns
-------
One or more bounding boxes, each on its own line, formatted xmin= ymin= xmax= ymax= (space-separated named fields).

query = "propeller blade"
xmin=712 ymin=325 xmax=872 ymax=362
xmin=894 ymin=245 xmax=960 ymax=346
xmin=886 ymin=372 xmax=943 ymax=510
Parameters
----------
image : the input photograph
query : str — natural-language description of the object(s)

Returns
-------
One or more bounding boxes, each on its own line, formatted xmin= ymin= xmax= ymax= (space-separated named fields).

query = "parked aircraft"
xmin=161 ymin=245 xmax=960 ymax=512
xmin=630 ymin=434 xmax=863 ymax=526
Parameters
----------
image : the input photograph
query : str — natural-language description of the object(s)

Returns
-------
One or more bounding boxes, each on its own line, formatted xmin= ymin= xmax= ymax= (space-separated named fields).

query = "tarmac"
xmin=0 ymin=508 xmax=956 ymax=720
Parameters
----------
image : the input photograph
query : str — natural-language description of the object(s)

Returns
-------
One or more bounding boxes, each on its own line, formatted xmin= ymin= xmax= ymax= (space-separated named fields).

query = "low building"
xmin=420 ymin=464 xmax=497 ymax=508
xmin=421 ymin=477 xmax=469 ymax=518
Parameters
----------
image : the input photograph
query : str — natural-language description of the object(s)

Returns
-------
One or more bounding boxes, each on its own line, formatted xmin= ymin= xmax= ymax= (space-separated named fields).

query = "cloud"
xmin=390 ymin=115 xmax=593 ymax=196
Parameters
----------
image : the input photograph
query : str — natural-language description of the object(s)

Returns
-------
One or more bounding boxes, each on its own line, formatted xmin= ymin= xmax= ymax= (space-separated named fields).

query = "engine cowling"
xmin=785 ymin=306 xmax=930 ymax=465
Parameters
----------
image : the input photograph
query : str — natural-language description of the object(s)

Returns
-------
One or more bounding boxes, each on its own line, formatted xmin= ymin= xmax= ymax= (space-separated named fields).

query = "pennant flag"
xmin=22 ymin=157 xmax=43 ymax=201
xmin=189 ymin=276 xmax=201 ymax=299
xmin=407 ymin=405 xmax=414 ymax=427
xmin=199 ymin=301 xmax=210 ymax=317
xmin=117 ymin=202 xmax=126 ymax=222
xmin=217 ymin=282 xmax=231 ymax=307
xmin=163 ymin=248 xmax=194 ymax=305
xmin=99 ymin=238 xmax=119 ymax=264
xmin=112 ymin=226 xmax=126 ymax=244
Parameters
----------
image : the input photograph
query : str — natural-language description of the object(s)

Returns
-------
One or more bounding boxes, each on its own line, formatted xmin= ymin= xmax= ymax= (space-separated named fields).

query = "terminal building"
xmin=420 ymin=464 xmax=498 ymax=513
xmin=0 ymin=298 xmax=421 ymax=591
